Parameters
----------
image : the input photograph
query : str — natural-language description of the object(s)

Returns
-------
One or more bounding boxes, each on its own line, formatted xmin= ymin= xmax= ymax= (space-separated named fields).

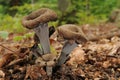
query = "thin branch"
xmin=0 ymin=44 xmax=17 ymax=53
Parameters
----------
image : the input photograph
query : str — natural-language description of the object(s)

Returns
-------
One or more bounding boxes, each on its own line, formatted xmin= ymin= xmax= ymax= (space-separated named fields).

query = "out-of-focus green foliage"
xmin=0 ymin=31 xmax=9 ymax=39
xmin=0 ymin=0 xmax=58 ymax=33
xmin=13 ymin=32 xmax=34 ymax=42
xmin=0 ymin=14 xmax=25 ymax=33
xmin=0 ymin=0 xmax=119 ymax=33
xmin=57 ymin=0 xmax=117 ymax=25
xmin=13 ymin=35 xmax=23 ymax=41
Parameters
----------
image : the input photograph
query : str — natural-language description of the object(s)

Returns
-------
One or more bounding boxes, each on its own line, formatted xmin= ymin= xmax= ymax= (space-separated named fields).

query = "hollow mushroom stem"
xmin=33 ymin=23 xmax=50 ymax=54
xmin=57 ymin=41 xmax=78 ymax=66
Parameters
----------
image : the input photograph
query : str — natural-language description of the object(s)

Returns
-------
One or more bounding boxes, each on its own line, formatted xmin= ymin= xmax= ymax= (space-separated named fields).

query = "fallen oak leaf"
xmin=102 ymin=61 xmax=111 ymax=68
xmin=108 ymin=42 xmax=120 ymax=55
xmin=66 ymin=45 xmax=85 ymax=66
xmin=25 ymin=65 xmax=46 ymax=80
xmin=111 ymin=36 xmax=120 ymax=42
xmin=0 ymin=70 xmax=5 ymax=78
xmin=0 ymin=53 xmax=15 ymax=68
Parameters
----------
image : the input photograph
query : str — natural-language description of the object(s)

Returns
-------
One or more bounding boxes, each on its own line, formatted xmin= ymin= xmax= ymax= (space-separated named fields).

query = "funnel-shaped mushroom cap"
xmin=21 ymin=8 xmax=57 ymax=29
xmin=57 ymin=24 xmax=88 ymax=43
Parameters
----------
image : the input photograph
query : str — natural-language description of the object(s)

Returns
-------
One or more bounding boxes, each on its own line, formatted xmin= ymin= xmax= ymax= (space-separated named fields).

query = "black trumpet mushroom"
xmin=56 ymin=24 xmax=88 ymax=66
xmin=21 ymin=8 xmax=57 ymax=76
xmin=22 ymin=8 xmax=57 ymax=54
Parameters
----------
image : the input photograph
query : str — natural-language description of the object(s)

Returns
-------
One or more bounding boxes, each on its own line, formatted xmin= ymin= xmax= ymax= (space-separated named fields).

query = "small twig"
xmin=0 ymin=44 xmax=17 ymax=53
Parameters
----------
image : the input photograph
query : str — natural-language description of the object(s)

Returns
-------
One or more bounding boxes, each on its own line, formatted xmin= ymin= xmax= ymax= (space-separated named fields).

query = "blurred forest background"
xmin=0 ymin=0 xmax=119 ymax=33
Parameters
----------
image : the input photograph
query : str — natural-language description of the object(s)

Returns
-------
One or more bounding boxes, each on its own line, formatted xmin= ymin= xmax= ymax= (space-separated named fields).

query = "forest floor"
xmin=0 ymin=23 xmax=120 ymax=80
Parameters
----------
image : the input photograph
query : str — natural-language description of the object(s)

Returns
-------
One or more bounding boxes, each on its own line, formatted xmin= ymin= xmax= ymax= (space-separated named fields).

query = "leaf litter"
xmin=0 ymin=24 xmax=120 ymax=80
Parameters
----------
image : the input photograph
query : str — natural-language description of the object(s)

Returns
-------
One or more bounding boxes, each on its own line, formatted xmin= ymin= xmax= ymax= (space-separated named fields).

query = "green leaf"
xmin=23 ymin=32 xmax=34 ymax=38
xmin=38 ymin=43 xmax=43 ymax=51
xmin=0 ymin=31 xmax=9 ymax=39
xmin=13 ymin=36 xmax=23 ymax=41
xmin=50 ymin=45 xmax=57 ymax=54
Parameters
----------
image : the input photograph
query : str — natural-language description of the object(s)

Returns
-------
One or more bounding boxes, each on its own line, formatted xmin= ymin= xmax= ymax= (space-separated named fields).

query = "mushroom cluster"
xmin=21 ymin=8 xmax=89 ymax=76
xmin=22 ymin=8 xmax=57 ymax=76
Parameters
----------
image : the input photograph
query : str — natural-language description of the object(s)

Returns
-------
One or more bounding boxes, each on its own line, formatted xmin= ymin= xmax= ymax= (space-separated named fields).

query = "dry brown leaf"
xmin=102 ymin=61 xmax=111 ymax=68
xmin=0 ymin=53 xmax=15 ymax=68
xmin=25 ymin=65 xmax=46 ymax=80
xmin=0 ymin=70 xmax=5 ymax=78
xmin=67 ymin=46 xmax=85 ymax=66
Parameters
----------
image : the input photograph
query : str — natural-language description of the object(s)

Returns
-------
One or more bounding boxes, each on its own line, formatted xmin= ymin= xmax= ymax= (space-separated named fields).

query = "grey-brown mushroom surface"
xmin=57 ymin=24 xmax=88 ymax=43
xmin=22 ymin=8 xmax=57 ymax=29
